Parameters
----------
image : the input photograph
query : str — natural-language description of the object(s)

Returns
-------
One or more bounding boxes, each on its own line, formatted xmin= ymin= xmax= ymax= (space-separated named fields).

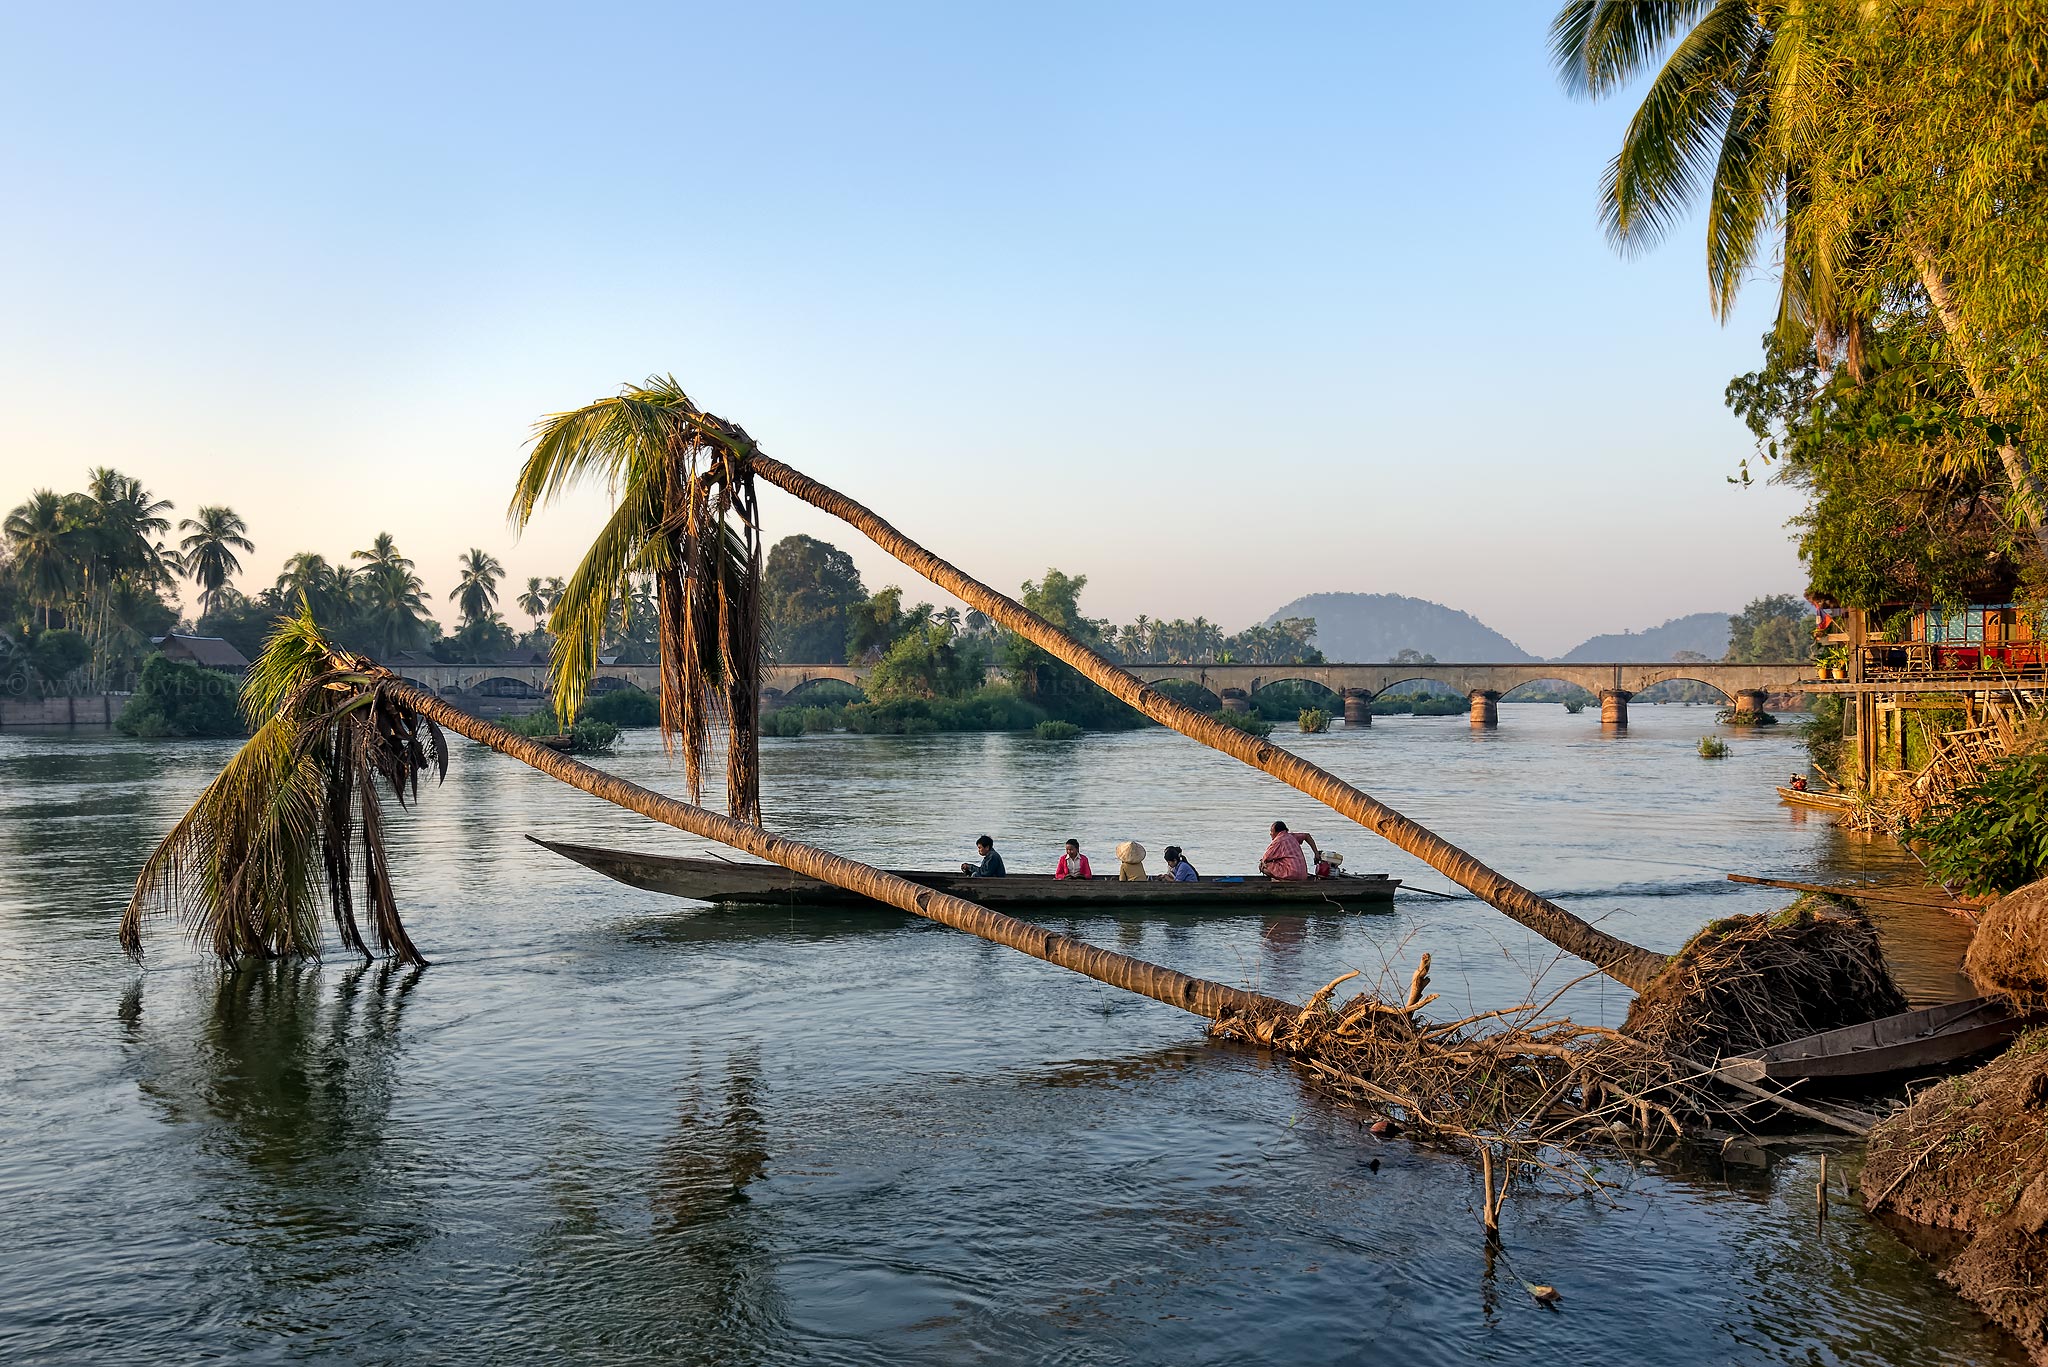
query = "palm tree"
xmin=449 ymin=549 xmax=505 ymax=627
xmin=356 ymin=561 xmax=431 ymax=657
xmin=352 ymin=533 xmax=413 ymax=573
xmin=276 ymin=552 xmax=339 ymax=619
xmin=4 ymin=490 xmax=84 ymax=627
xmin=510 ymin=376 xmax=765 ymax=822
xmin=518 ymin=382 xmax=1665 ymax=990
xmin=516 ymin=576 xmax=549 ymax=630
xmin=1550 ymin=1 xmax=2048 ymax=544
xmin=123 ymin=609 xmax=1293 ymax=1030
xmin=179 ymin=506 xmax=254 ymax=618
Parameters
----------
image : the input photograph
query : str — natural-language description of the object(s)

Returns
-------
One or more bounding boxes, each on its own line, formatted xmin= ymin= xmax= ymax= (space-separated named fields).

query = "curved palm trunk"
xmin=389 ymin=678 xmax=1293 ymax=1023
xmin=745 ymin=453 xmax=1667 ymax=992
xmin=1916 ymin=255 xmax=2048 ymax=551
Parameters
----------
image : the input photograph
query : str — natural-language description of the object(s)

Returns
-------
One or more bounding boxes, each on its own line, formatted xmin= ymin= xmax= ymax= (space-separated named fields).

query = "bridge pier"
xmin=1342 ymin=688 xmax=1373 ymax=727
xmin=1733 ymin=688 xmax=1771 ymax=719
xmin=1600 ymin=688 xmax=1632 ymax=728
xmin=1220 ymin=687 xmax=1251 ymax=715
xmin=1468 ymin=690 xmax=1500 ymax=728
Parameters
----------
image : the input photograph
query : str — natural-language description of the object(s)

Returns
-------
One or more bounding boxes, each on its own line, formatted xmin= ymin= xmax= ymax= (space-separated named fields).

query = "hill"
xmin=1555 ymin=612 xmax=1730 ymax=663
xmin=1263 ymin=592 xmax=1534 ymax=662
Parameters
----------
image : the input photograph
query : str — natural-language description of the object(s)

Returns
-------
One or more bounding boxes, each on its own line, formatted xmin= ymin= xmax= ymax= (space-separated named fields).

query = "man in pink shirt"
xmin=1259 ymin=821 xmax=1318 ymax=881
xmin=1055 ymin=838 xmax=1092 ymax=879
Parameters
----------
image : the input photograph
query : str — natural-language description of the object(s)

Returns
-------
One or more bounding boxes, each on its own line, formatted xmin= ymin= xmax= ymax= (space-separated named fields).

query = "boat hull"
xmin=1718 ymin=996 xmax=2030 ymax=1084
xmin=529 ymin=837 xmax=1400 ymax=911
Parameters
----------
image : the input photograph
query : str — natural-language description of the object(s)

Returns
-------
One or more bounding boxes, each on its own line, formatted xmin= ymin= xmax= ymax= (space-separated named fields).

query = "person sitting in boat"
xmin=1259 ymin=821 xmax=1318 ymax=881
xmin=1155 ymin=846 xmax=1199 ymax=882
xmin=1055 ymin=839 xmax=1092 ymax=880
xmin=961 ymin=835 xmax=1006 ymax=877
xmin=1789 ymin=774 xmax=1810 ymax=793
xmin=1115 ymin=840 xmax=1148 ymax=881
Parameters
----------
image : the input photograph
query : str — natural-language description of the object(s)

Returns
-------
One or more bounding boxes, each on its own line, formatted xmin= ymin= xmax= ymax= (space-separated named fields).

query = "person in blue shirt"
xmin=960 ymin=834 xmax=1006 ymax=877
xmin=1157 ymin=845 xmax=1199 ymax=882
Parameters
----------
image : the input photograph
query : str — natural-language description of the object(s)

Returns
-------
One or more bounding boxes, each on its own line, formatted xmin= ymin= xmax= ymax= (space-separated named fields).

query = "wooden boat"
xmin=1776 ymin=785 xmax=1858 ymax=815
xmin=529 ymin=836 xmax=1400 ymax=911
xmin=1715 ymin=996 xmax=2031 ymax=1085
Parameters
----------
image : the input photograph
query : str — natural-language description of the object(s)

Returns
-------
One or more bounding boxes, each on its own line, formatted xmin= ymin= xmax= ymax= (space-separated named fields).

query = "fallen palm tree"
xmin=513 ymin=379 xmax=1667 ymax=991
xmin=122 ymin=613 xmax=1853 ymax=1227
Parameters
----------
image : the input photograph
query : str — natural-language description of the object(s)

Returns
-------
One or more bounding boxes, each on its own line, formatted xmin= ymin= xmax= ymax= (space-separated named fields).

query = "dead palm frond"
xmin=511 ymin=376 xmax=763 ymax=821
xmin=122 ymin=606 xmax=446 ymax=965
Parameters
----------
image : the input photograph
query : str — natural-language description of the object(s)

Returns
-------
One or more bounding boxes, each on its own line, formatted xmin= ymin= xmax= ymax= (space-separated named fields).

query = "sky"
xmin=0 ymin=2 xmax=1807 ymax=659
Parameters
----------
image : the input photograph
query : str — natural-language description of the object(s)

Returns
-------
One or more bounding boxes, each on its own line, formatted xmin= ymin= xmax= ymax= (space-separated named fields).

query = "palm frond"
xmin=1601 ymin=0 xmax=1766 ymax=252
xmin=123 ymin=607 xmax=446 ymax=966
xmin=1551 ymin=0 xmax=1721 ymax=97
xmin=514 ymin=377 xmax=765 ymax=820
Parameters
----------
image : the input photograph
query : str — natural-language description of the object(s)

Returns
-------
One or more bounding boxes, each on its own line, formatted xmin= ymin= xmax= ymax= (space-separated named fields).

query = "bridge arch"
xmin=782 ymin=675 xmax=867 ymax=703
xmin=472 ymin=675 xmax=544 ymax=699
xmin=1630 ymin=675 xmax=1736 ymax=705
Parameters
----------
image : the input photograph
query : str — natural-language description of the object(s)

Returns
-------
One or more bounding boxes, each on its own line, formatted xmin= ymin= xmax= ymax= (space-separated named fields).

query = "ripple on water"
xmin=0 ymin=718 xmax=2023 ymax=1365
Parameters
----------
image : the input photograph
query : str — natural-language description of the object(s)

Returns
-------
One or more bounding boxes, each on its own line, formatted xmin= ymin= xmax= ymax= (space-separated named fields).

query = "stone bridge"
xmin=389 ymin=660 xmax=1814 ymax=728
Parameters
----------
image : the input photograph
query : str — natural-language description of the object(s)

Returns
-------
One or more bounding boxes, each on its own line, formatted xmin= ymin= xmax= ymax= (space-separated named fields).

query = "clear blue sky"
xmin=0 ymin=2 xmax=1803 ymax=657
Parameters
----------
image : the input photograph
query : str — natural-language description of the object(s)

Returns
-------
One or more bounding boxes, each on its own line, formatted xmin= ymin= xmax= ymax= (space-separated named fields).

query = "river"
xmin=0 ymin=705 xmax=2019 ymax=1364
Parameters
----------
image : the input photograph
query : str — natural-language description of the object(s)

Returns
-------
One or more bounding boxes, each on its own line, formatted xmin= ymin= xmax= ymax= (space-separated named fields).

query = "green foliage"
xmin=764 ymin=705 xmax=847 ymax=737
xmin=1724 ymin=595 xmax=1815 ymax=664
xmin=1717 ymin=707 xmax=1778 ymax=727
xmin=1298 ymin=708 xmax=1330 ymax=734
xmin=1803 ymin=694 xmax=1846 ymax=771
xmin=24 ymin=628 xmax=89 ymax=693
xmin=843 ymin=687 xmax=1046 ymax=735
xmin=1371 ymin=690 xmax=1466 ymax=717
xmin=764 ymin=534 xmax=866 ymax=663
xmin=580 ymin=686 xmax=659 ymax=728
xmin=867 ymin=623 xmax=990 ymax=701
xmin=846 ymin=586 xmax=923 ymax=662
xmin=1001 ymin=569 xmax=1141 ymax=729
xmin=434 ymin=615 xmax=517 ymax=664
xmin=1106 ymin=613 xmax=1321 ymax=665
xmin=1034 ymin=719 xmax=1083 ymax=740
xmin=1563 ymin=698 xmax=1587 ymax=715
xmin=1150 ymin=678 xmax=1221 ymax=712
xmin=1248 ymin=678 xmax=1338 ymax=722
xmin=500 ymin=710 xmax=619 ymax=753
xmin=1697 ymin=736 xmax=1730 ymax=759
xmin=1212 ymin=709 xmax=1274 ymax=737
xmin=1909 ymin=752 xmax=2048 ymax=897
xmin=114 ymin=654 xmax=246 ymax=738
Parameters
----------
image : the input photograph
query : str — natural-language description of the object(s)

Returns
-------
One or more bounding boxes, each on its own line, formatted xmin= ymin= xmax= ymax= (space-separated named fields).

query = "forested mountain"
xmin=1262 ymin=593 xmax=1534 ymax=662
xmin=1554 ymin=613 xmax=1731 ymax=663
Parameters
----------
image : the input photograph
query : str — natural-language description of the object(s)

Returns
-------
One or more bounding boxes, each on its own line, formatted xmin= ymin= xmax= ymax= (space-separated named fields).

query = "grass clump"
xmin=1034 ymin=719 xmax=1083 ymax=740
xmin=1298 ymin=708 xmax=1331 ymax=734
xmin=1697 ymin=736 xmax=1730 ymax=759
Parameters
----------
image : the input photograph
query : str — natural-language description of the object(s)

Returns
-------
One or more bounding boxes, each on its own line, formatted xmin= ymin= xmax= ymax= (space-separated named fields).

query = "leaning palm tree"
xmin=123 ymin=609 xmax=1288 ymax=1026
xmin=179 ymin=506 xmax=255 ymax=618
xmin=1551 ymin=0 xmax=2048 ymax=544
xmin=520 ymin=380 xmax=1665 ymax=990
xmin=510 ymin=377 xmax=764 ymax=823
xmin=449 ymin=548 xmax=505 ymax=627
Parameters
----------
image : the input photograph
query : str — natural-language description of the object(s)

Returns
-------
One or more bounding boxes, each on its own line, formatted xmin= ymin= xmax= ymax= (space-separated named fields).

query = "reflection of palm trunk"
xmin=390 ymin=677 xmax=1296 ymax=1021
xmin=744 ymin=454 xmax=1666 ymax=990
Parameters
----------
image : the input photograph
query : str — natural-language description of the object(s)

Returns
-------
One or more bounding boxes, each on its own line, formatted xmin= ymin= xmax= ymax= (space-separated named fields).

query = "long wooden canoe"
xmin=1715 ymin=996 xmax=2031 ymax=1085
xmin=529 ymin=836 xmax=1400 ymax=911
xmin=1776 ymin=785 xmax=1858 ymax=815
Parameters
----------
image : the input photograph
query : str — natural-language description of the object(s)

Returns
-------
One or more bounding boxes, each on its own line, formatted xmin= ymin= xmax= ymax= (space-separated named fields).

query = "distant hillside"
xmin=1556 ymin=612 xmax=1730 ymax=663
xmin=1264 ymin=592 xmax=1535 ymax=662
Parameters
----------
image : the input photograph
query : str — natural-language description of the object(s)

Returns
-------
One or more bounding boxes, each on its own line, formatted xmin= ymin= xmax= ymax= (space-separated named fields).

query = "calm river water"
xmin=0 ymin=705 xmax=2020 ymax=1365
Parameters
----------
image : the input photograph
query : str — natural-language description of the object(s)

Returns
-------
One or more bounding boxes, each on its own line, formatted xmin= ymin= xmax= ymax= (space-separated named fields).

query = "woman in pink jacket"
xmin=1054 ymin=839 xmax=1092 ymax=879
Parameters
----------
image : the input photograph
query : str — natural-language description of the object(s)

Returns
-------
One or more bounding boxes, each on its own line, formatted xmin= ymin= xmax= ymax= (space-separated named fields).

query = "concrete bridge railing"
xmin=387 ymin=660 xmax=1814 ymax=729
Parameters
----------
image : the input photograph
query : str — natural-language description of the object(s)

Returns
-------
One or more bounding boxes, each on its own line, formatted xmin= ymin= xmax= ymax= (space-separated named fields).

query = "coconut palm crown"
xmin=178 ymin=505 xmax=253 ymax=617
xmin=510 ymin=375 xmax=763 ymax=822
